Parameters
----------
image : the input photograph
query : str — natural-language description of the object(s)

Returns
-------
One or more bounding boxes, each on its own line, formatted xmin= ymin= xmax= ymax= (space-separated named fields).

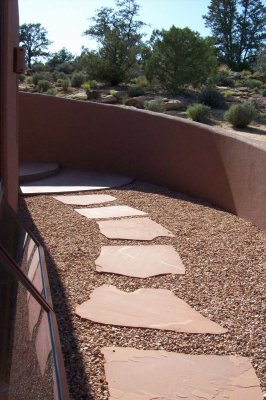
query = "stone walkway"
xmin=52 ymin=192 xmax=263 ymax=399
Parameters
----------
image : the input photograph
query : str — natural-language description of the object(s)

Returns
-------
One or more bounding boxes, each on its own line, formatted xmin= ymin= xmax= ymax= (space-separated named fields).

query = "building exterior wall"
xmin=19 ymin=93 xmax=266 ymax=232
xmin=0 ymin=0 xmax=19 ymax=210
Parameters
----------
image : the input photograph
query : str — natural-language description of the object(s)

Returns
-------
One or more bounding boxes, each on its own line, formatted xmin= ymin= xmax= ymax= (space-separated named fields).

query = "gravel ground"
xmin=19 ymin=181 xmax=266 ymax=400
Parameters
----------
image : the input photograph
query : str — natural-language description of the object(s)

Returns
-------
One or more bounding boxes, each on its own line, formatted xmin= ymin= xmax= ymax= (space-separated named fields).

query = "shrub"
xmin=71 ymin=72 xmax=86 ymax=88
xmin=109 ymin=89 xmax=118 ymax=96
xmin=128 ymin=86 xmax=145 ymax=97
xmin=37 ymin=80 xmax=52 ymax=93
xmin=52 ymin=71 xmax=67 ymax=81
xmin=45 ymin=88 xmax=57 ymax=96
xmin=198 ymin=88 xmax=225 ymax=108
xmin=61 ymin=79 xmax=70 ymax=92
xmin=32 ymin=72 xmax=45 ymax=85
xmin=223 ymin=89 xmax=234 ymax=98
xmin=240 ymin=69 xmax=252 ymax=78
xmin=186 ymin=103 xmax=210 ymax=122
xmin=224 ymin=102 xmax=256 ymax=128
xmin=81 ymin=81 xmax=91 ymax=90
xmin=261 ymin=88 xmax=266 ymax=97
xmin=56 ymin=62 xmax=74 ymax=74
xmin=25 ymin=76 xmax=32 ymax=84
xmin=130 ymin=75 xmax=148 ymax=87
xmin=244 ymin=79 xmax=263 ymax=90
xmin=215 ymin=72 xmax=235 ymax=87
xmin=144 ymin=97 xmax=165 ymax=112
xmin=18 ymin=74 xmax=25 ymax=82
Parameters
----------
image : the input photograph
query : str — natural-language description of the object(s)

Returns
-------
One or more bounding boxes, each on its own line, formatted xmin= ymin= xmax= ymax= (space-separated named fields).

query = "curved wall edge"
xmin=19 ymin=93 xmax=266 ymax=231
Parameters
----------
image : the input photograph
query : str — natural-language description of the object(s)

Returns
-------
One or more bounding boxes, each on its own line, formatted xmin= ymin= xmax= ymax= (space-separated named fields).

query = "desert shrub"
xmin=224 ymin=102 xmax=256 ymax=128
xmin=25 ymin=76 xmax=32 ymax=84
xmin=240 ymin=69 xmax=252 ymax=78
xmin=32 ymin=63 xmax=46 ymax=72
xmin=32 ymin=72 xmax=46 ymax=85
xmin=18 ymin=74 xmax=25 ymax=82
xmin=198 ymin=88 xmax=225 ymax=108
xmin=261 ymin=88 xmax=266 ymax=97
xmin=109 ymin=89 xmax=118 ymax=96
xmin=61 ymin=79 xmax=70 ymax=92
xmin=56 ymin=62 xmax=74 ymax=74
xmin=71 ymin=72 xmax=86 ymax=88
xmin=215 ymin=71 xmax=235 ymax=87
xmin=186 ymin=103 xmax=210 ymax=122
xmin=128 ymin=86 xmax=145 ymax=97
xmin=131 ymin=75 xmax=148 ymax=87
xmin=223 ymin=89 xmax=234 ymax=98
xmin=52 ymin=71 xmax=67 ymax=81
xmin=81 ymin=81 xmax=91 ymax=90
xmin=244 ymin=79 xmax=263 ymax=90
xmin=45 ymin=88 xmax=57 ymax=96
xmin=37 ymin=80 xmax=52 ymax=93
xmin=144 ymin=97 xmax=165 ymax=112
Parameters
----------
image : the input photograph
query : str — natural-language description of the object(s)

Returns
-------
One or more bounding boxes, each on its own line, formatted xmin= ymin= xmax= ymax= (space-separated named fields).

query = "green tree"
xmin=84 ymin=0 xmax=146 ymax=84
xmin=19 ymin=23 xmax=52 ymax=68
xmin=47 ymin=48 xmax=74 ymax=69
xmin=144 ymin=27 xmax=217 ymax=93
xmin=203 ymin=0 xmax=266 ymax=70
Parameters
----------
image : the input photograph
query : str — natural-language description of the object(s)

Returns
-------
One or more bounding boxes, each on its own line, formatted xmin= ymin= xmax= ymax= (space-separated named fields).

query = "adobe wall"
xmin=0 ymin=0 xmax=19 ymax=210
xmin=19 ymin=93 xmax=266 ymax=231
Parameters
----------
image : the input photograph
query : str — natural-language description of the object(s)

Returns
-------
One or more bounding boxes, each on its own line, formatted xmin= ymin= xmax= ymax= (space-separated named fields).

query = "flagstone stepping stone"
xmin=101 ymin=347 xmax=263 ymax=400
xmin=75 ymin=205 xmax=147 ymax=219
xmin=97 ymin=217 xmax=174 ymax=240
xmin=75 ymin=285 xmax=227 ymax=334
xmin=21 ymin=169 xmax=133 ymax=194
xmin=95 ymin=245 xmax=185 ymax=277
xmin=53 ymin=194 xmax=116 ymax=205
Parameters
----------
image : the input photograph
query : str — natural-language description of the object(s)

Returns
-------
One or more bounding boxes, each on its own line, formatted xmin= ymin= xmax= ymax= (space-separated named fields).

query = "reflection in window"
xmin=0 ymin=252 xmax=58 ymax=400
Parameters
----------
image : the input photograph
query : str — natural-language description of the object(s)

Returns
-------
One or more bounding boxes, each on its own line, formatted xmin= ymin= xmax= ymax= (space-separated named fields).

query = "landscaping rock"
xmin=125 ymin=97 xmax=145 ymax=109
xmin=101 ymin=95 xmax=118 ymax=104
xmin=165 ymin=100 xmax=186 ymax=111
xmin=86 ymin=89 xmax=100 ymax=100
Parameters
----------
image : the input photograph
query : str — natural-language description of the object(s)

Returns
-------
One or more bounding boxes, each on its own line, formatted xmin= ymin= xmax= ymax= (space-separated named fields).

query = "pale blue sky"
xmin=19 ymin=0 xmax=212 ymax=55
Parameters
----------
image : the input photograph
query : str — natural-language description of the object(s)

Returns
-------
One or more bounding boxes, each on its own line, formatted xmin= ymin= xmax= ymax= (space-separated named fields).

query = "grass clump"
xmin=244 ymin=79 xmax=263 ymax=90
xmin=198 ymin=88 xmax=225 ymax=109
xmin=37 ymin=80 xmax=52 ymax=93
xmin=128 ymin=85 xmax=145 ymax=97
xmin=223 ymin=89 xmax=234 ymax=98
xmin=144 ymin=97 xmax=165 ymax=112
xmin=45 ymin=88 xmax=57 ymax=96
xmin=186 ymin=103 xmax=210 ymax=122
xmin=61 ymin=79 xmax=70 ymax=92
xmin=81 ymin=81 xmax=91 ymax=90
xmin=71 ymin=72 xmax=86 ymax=88
xmin=224 ymin=102 xmax=256 ymax=128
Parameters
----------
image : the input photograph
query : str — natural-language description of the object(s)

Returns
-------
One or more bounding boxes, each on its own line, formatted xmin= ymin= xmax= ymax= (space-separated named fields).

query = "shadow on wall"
xmin=19 ymin=93 xmax=266 ymax=231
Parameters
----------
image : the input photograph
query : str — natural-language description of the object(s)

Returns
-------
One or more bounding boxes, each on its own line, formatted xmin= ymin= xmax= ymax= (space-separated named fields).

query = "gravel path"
xmin=19 ymin=181 xmax=266 ymax=400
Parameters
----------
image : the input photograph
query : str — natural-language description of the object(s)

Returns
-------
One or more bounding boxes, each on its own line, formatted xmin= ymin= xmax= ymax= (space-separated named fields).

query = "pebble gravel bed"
xmin=19 ymin=181 xmax=266 ymax=400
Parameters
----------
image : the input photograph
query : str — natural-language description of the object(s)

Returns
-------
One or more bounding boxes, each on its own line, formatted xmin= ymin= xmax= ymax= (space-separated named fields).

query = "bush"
xmin=37 ymin=80 xmax=52 ymax=93
xmin=18 ymin=74 xmax=25 ymax=82
xmin=243 ymin=79 xmax=263 ymax=90
xmin=71 ymin=72 xmax=86 ymax=88
xmin=215 ymin=72 xmax=235 ymax=87
xmin=128 ymin=86 xmax=145 ymax=97
xmin=81 ymin=81 xmax=91 ymax=90
xmin=56 ymin=62 xmax=74 ymax=74
xmin=45 ymin=88 xmax=57 ymax=96
xmin=61 ymin=79 xmax=70 ymax=92
xmin=25 ymin=76 xmax=32 ymax=84
xmin=224 ymin=102 xmax=256 ymax=128
xmin=186 ymin=103 xmax=210 ymax=122
xmin=198 ymin=88 xmax=225 ymax=108
xmin=261 ymin=89 xmax=266 ymax=97
xmin=144 ymin=97 xmax=165 ymax=112
xmin=32 ymin=72 xmax=51 ymax=85
xmin=130 ymin=75 xmax=148 ymax=87
xmin=223 ymin=89 xmax=234 ymax=98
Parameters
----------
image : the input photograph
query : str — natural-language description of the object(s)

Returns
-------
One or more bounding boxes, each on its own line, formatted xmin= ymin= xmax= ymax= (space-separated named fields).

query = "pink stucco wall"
xmin=19 ymin=93 xmax=266 ymax=231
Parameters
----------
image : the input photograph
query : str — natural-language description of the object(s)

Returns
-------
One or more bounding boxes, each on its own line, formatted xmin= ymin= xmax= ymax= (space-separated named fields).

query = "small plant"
xmin=244 ymin=79 xmax=263 ymax=90
xmin=109 ymin=89 xmax=118 ymax=96
xmin=144 ymin=97 xmax=165 ymax=112
xmin=224 ymin=102 xmax=256 ymax=128
xmin=81 ymin=81 xmax=91 ymax=90
xmin=223 ymin=89 xmax=233 ymax=98
xmin=18 ymin=74 xmax=25 ymax=82
xmin=32 ymin=72 xmax=46 ymax=85
xmin=61 ymin=79 xmax=70 ymax=92
xmin=240 ymin=69 xmax=252 ymax=78
xmin=131 ymin=75 xmax=148 ymax=87
xmin=128 ymin=85 xmax=145 ymax=97
xmin=261 ymin=89 xmax=266 ymax=97
xmin=45 ymin=88 xmax=57 ymax=96
xmin=25 ymin=76 xmax=33 ymax=84
xmin=37 ymin=80 xmax=52 ymax=93
xmin=71 ymin=72 xmax=86 ymax=88
xmin=186 ymin=103 xmax=210 ymax=122
xmin=198 ymin=88 xmax=225 ymax=109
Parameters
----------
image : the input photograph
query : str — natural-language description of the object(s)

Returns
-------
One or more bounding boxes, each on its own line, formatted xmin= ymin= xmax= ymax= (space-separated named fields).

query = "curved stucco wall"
xmin=19 ymin=93 xmax=266 ymax=231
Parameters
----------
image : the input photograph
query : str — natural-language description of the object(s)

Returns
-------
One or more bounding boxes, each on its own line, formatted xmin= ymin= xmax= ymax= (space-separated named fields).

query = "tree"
xmin=47 ymin=48 xmax=74 ymax=69
xmin=144 ymin=27 xmax=217 ymax=93
xmin=203 ymin=0 xmax=266 ymax=70
xmin=84 ymin=0 xmax=146 ymax=84
xmin=19 ymin=23 xmax=52 ymax=68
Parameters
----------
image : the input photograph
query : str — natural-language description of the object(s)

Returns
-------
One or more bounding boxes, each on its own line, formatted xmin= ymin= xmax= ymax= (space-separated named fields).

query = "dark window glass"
xmin=0 ymin=251 xmax=59 ymax=400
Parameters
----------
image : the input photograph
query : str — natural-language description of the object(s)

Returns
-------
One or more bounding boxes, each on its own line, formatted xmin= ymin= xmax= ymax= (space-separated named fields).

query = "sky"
xmin=19 ymin=0 xmax=213 ymax=56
